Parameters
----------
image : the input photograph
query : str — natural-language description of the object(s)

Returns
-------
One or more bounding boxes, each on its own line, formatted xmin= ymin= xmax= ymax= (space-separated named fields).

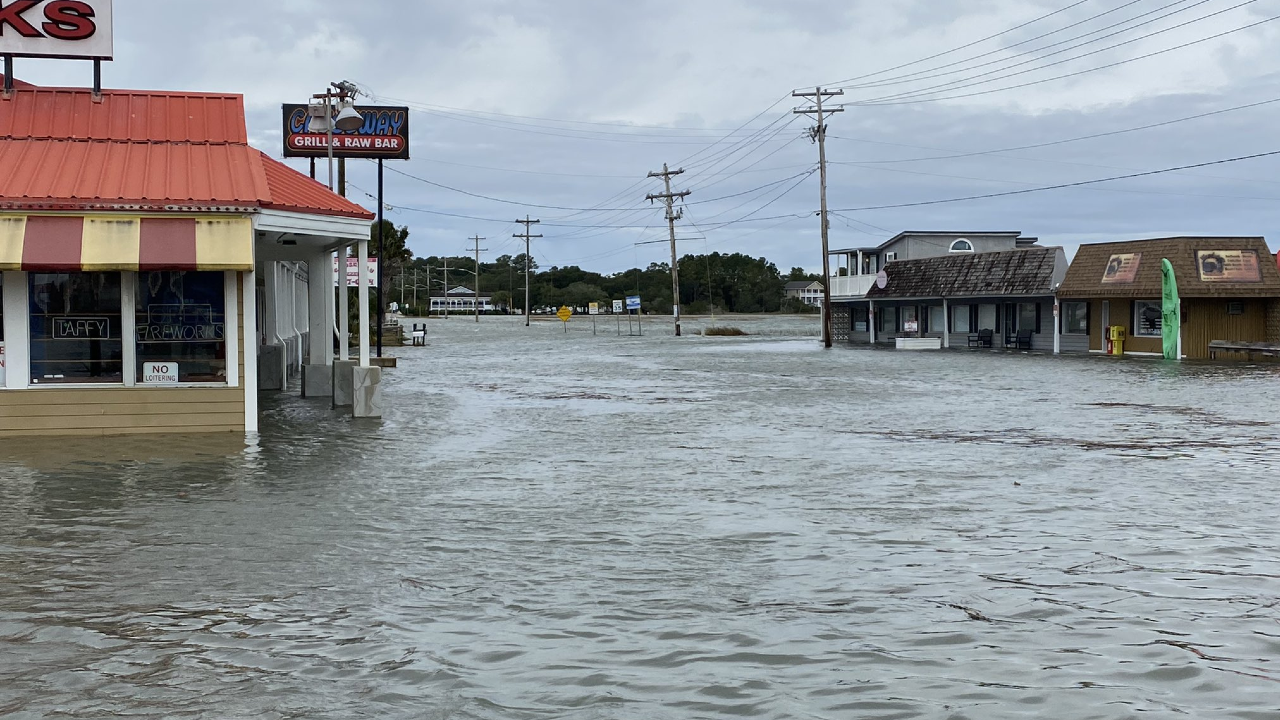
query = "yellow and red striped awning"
xmin=0 ymin=215 xmax=254 ymax=272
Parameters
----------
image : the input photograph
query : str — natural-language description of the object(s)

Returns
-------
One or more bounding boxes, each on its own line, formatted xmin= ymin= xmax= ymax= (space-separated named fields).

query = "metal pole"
xmin=326 ymin=92 xmax=335 ymax=192
xmin=377 ymin=159 xmax=385 ymax=356
xmin=92 ymin=59 xmax=101 ymax=97
xmin=2 ymin=55 xmax=13 ymax=94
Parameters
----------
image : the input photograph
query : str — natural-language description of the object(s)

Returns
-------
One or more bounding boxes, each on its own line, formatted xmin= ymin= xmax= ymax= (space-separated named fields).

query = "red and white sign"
xmin=287 ymin=134 xmax=407 ymax=154
xmin=142 ymin=361 xmax=178 ymax=385
xmin=332 ymin=256 xmax=379 ymax=287
xmin=0 ymin=1 xmax=113 ymax=60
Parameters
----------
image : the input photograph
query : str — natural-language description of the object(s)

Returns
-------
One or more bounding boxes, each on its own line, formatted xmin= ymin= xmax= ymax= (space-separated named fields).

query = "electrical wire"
xmin=819 ymin=0 xmax=1093 ymax=87
xmin=839 ymin=0 xmax=1162 ymax=90
xmin=830 ymin=148 xmax=1280 ymax=211
xmin=848 ymin=9 xmax=1279 ymax=106
xmin=829 ymin=95 xmax=1280 ymax=166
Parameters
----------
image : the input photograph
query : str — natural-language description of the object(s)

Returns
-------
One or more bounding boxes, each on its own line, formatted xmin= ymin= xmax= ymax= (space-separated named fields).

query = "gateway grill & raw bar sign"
xmin=282 ymin=104 xmax=410 ymax=160
xmin=0 ymin=0 xmax=113 ymax=59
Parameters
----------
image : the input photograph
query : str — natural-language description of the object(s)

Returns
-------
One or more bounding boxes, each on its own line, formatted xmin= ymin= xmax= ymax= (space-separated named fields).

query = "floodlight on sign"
xmin=335 ymin=99 xmax=364 ymax=131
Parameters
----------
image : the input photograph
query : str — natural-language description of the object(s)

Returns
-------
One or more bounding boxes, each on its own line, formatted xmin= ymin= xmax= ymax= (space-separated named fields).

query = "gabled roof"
xmin=0 ymin=81 xmax=373 ymax=220
xmin=1058 ymin=237 xmax=1280 ymax=299
xmin=866 ymin=247 xmax=1064 ymax=300
xmin=877 ymin=230 xmax=1024 ymax=251
xmin=785 ymin=280 xmax=821 ymax=290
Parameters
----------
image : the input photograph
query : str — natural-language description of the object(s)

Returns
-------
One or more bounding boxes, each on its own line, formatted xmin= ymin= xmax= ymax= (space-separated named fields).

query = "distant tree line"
xmin=369 ymin=221 xmax=821 ymax=315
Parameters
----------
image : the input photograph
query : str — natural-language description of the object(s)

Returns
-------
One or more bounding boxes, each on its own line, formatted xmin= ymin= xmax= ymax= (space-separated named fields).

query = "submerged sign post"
xmin=625 ymin=295 xmax=642 ymax=337
xmin=556 ymin=305 xmax=572 ymax=333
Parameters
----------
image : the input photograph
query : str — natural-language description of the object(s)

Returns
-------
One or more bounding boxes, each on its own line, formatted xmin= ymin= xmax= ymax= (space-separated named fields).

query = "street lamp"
xmin=308 ymin=81 xmax=363 ymax=191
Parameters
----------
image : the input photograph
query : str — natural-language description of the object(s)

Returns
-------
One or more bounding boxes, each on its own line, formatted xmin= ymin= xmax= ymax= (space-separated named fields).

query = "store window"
xmin=1134 ymin=300 xmax=1162 ymax=337
xmin=1062 ymin=302 xmax=1089 ymax=334
xmin=928 ymin=305 xmax=945 ymax=334
xmin=952 ymin=304 xmax=971 ymax=333
xmin=136 ymin=271 xmax=228 ymax=384
xmin=29 ymin=273 xmax=124 ymax=384
xmin=1018 ymin=303 xmax=1039 ymax=333
xmin=852 ymin=307 xmax=869 ymax=333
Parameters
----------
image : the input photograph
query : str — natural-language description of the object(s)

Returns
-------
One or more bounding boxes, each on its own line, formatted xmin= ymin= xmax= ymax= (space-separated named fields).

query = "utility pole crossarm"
xmin=793 ymin=86 xmax=842 ymax=349
xmin=514 ymin=216 xmax=541 ymax=327
xmin=646 ymin=163 xmax=691 ymax=338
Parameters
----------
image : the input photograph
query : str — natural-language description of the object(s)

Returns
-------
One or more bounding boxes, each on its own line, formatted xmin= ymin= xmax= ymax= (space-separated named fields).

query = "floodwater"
xmin=2 ymin=314 xmax=1280 ymax=720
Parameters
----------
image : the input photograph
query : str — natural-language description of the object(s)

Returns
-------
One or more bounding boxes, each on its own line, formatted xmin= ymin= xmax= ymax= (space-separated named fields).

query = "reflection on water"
xmin=2 ymin=316 xmax=1279 ymax=719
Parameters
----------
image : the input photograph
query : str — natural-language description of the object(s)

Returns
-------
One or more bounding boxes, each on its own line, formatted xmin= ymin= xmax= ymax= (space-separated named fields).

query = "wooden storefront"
xmin=1059 ymin=237 xmax=1280 ymax=360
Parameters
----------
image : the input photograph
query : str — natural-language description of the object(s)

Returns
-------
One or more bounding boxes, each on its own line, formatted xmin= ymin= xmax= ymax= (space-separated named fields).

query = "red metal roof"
xmin=258 ymin=152 xmax=373 ymax=219
xmin=0 ymin=81 xmax=373 ymax=220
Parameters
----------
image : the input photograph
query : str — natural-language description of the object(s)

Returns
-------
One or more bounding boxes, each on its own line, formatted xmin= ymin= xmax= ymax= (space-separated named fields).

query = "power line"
xmin=831 ymin=148 xmax=1280 ymax=211
xmin=840 ymin=0 xmax=1203 ymax=91
xmin=830 ymin=96 xmax=1280 ymax=167
xmin=847 ymin=9 xmax=1279 ymax=106
xmin=820 ymin=0 xmax=1092 ymax=87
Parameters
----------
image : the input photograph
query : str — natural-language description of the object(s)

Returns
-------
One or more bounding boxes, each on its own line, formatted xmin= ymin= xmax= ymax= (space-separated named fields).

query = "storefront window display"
xmin=29 ymin=273 xmax=124 ymax=384
xmin=136 ymin=271 xmax=227 ymax=383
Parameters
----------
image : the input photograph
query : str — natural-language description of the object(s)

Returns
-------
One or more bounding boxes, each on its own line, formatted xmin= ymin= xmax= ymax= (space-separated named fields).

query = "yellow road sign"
xmin=557 ymin=306 xmax=572 ymax=322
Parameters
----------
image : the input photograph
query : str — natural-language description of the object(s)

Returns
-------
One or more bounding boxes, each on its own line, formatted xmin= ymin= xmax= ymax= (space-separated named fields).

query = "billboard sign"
xmin=1197 ymin=250 xmax=1262 ymax=282
xmin=283 ymin=104 xmax=410 ymax=160
xmin=1101 ymin=253 xmax=1141 ymax=284
xmin=0 ymin=0 xmax=113 ymax=60
xmin=625 ymin=295 xmax=641 ymax=311
xmin=332 ymin=256 xmax=380 ymax=287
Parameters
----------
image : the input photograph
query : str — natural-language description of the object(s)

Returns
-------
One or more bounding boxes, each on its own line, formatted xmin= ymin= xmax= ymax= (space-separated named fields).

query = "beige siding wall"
xmin=0 ymin=274 xmax=248 ymax=438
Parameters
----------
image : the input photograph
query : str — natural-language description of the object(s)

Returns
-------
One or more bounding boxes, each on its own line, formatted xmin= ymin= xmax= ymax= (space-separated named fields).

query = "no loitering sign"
xmin=143 ymin=361 xmax=178 ymax=385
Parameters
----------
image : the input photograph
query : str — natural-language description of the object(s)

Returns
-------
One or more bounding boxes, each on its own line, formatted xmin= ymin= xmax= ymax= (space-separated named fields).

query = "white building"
xmin=429 ymin=286 xmax=493 ymax=312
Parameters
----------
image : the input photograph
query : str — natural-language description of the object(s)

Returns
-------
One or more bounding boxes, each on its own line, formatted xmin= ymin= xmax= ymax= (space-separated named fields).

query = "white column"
xmin=308 ymin=251 xmax=332 ymax=365
xmin=243 ymin=269 xmax=259 ymax=433
xmin=339 ymin=247 xmax=350 ymax=362
xmin=357 ymin=237 xmax=371 ymax=367
xmin=856 ymin=250 xmax=863 ymax=276
xmin=224 ymin=271 xmax=239 ymax=387
xmin=3 ymin=271 xmax=30 ymax=389
xmin=942 ymin=298 xmax=950 ymax=349
xmin=1053 ymin=299 xmax=1061 ymax=355
xmin=121 ymin=272 xmax=137 ymax=387
xmin=868 ymin=300 xmax=876 ymax=344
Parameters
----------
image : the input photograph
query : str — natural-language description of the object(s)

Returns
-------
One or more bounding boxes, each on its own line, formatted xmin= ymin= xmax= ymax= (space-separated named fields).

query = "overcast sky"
xmin=13 ymin=0 xmax=1280 ymax=273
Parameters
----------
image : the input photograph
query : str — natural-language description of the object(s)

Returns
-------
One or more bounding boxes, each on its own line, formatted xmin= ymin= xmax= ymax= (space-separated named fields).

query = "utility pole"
xmin=442 ymin=258 xmax=449 ymax=319
xmin=794 ymin=87 xmax=843 ymax=349
xmin=469 ymin=235 xmax=488 ymax=323
xmin=646 ymin=164 xmax=691 ymax=337
xmin=412 ymin=268 xmax=418 ymax=311
xmin=514 ymin=216 xmax=542 ymax=327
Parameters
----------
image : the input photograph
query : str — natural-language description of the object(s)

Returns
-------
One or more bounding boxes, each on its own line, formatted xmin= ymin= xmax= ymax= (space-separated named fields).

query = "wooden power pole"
xmin=514 ymin=217 xmax=541 ymax=327
xmin=646 ymin=164 xmax=691 ymax=337
xmin=469 ymin=235 xmax=487 ymax=323
xmin=794 ymin=87 xmax=843 ymax=349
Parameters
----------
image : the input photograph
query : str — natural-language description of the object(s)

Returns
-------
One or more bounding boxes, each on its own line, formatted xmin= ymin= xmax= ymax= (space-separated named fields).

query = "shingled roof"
xmin=1058 ymin=237 xmax=1280 ymax=299
xmin=866 ymin=247 xmax=1066 ymax=300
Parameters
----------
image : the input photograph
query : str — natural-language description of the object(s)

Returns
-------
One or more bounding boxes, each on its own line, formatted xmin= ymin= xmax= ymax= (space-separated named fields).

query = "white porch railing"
xmin=829 ymin=274 xmax=876 ymax=299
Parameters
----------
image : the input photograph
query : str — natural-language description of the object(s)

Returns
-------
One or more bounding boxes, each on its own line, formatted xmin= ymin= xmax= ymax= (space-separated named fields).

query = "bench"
xmin=967 ymin=328 xmax=993 ymax=348
xmin=1208 ymin=340 xmax=1280 ymax=360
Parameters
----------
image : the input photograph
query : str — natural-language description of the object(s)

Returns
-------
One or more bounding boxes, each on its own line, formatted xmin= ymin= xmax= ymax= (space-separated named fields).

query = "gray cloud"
xmin=10 ymin=0 xmax=1280 ymax=270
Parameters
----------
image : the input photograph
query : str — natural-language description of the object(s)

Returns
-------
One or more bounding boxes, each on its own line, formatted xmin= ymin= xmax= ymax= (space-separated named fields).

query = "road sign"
xmin=612 ymin=300 xmax=624 ymax=313
xmin=626 ymin=295 xmax=641 ymax=311
xmin=557 ymin=306 xmax=572 ymax=322
xmin=589 ymin=302 xmax=600 ymax=315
